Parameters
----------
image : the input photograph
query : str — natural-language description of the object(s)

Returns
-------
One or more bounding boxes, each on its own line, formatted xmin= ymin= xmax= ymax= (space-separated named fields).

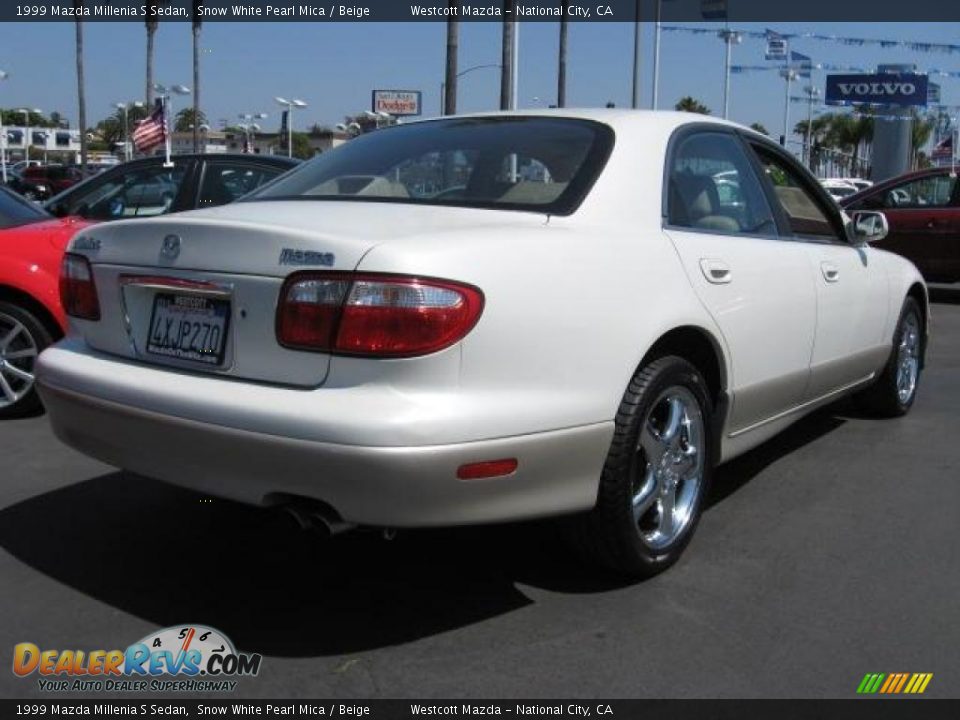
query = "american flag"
xmin=132 ymin=99 xmax=166 ymax=153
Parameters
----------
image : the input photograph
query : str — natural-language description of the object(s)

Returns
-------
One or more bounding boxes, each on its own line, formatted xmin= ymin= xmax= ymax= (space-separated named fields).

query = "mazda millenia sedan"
xmin=37 ymin=111 xmax=927 ymax=577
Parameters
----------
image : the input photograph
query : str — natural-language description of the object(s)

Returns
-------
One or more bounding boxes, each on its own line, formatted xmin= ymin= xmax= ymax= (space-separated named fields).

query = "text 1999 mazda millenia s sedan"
xmin=37 ymin=111 xmax=927 ymax=577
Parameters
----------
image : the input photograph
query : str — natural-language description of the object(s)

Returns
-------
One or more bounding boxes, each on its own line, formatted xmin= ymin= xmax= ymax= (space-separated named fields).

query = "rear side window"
xmin=667 ymin=132 xmax=776 ymax=236
xmin=752 ymin=147 xmax=838 ymax=239
xmin=199 ymin=162 xmax=287 ymax=207
xmin=249 ymin=117 xmax=613 ymax=216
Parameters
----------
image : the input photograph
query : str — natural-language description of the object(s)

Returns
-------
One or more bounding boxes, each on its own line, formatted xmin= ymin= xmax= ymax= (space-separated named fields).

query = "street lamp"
xmin=115 ymin=101 xmax=144 ymax=162
xmin=336 ymin=122 xmax=362 ymax=137
xmin=801 ymin=86 xmax=822 ymax=168
xmin=363 ymin=110 xmax=394 ymax=129
xmin=18 ymin=108 xmax=42 ymax=163
xmin=153 ymin=83 xmax=190 ymax=166
xmin=440 ymin=63 xmax=501 ymax=115
xmin=0 ymin=70 xmax=8 ymax=183
xmin=274 ymin=97 xmax=307 ymax=158
xmin=238 ymin=113 xmax=268 ymax=153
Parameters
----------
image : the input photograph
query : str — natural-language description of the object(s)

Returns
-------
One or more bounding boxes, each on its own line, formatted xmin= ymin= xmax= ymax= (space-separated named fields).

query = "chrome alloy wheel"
xmin=896 ymin=312 xmax=921 ymax=405
xmin=0 ymin=310 xmax=39 ymax=409
xmin=632 ymin=386 xmax=706 ymax=550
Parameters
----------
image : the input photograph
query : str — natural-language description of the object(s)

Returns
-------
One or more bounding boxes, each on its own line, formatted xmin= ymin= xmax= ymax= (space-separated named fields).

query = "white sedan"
xmin=37 ymin=110 xmax=927 ymax=577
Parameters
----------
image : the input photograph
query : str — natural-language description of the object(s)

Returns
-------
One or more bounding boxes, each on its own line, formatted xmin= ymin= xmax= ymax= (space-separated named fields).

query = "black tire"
xmin=569 ymin=356 xmax=714 ymax=578
xmin=855 ymin=297 xmax=923 ymax=418
xmin=0 ymin=300 xmax=55 ymax=419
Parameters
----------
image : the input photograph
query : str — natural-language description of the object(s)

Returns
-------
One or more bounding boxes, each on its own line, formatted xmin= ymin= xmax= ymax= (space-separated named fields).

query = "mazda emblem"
xmin=161 ymin=234 xmax=181 ymax=259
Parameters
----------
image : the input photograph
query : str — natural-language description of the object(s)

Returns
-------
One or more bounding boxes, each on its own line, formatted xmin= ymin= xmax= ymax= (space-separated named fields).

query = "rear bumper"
xmin=37 ymin=350 xmax=612 ymax=527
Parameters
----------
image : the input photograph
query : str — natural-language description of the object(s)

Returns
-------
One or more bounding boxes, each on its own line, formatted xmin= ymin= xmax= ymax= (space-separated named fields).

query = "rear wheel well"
xmin=0 ymin=285 xmax=63 ymax=340
xmin=642 ymin=327 xmax=727 ymax=463
xmin=643 ymin=327 xmax=726 ymax=408
xmin=906 ymin=282 xmax=928 ymax=368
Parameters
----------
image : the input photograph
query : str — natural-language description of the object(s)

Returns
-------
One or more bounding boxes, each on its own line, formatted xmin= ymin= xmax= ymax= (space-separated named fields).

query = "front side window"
xmin=67 ymin=164 xmax=188 ymax=220
xmin=882 ymin=174 xmax=956 ymax=209
xmin=248 ymin=117 xmax=613 ymax=215
xmin=667 ymin=132 xmax=776 ymax=236
xmin=753 ymin=147 xmax=838 ymax=239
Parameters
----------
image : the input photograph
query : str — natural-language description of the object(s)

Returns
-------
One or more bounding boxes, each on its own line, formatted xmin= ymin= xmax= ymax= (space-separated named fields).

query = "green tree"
xmin=749 ymin=122 xmax=769 ymax=136
xmin=290 ymin=132 xmax=313 ymax=160
xmin=675 ymin=96 xmax=711 ymax=115
xmin=911 ymin=112 xmax=936 ymax=169
xmin=174 ymin=107 xmax=207 ymax=133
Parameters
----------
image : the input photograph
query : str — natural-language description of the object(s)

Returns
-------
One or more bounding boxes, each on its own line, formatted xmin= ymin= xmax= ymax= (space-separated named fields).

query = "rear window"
xmin=248 ymin=116 xmax=613 ymax=215
xmin=0 ymin=188 xmax=51 ymax=228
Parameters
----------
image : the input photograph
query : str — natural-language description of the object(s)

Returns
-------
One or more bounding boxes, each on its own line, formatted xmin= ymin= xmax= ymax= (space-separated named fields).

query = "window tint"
xmin=250 ymin=117 xmax=613 ymax=215
xmin=198 ymin=162 xmax=287 ymax=208
xmin=882 ymin=174 xmax=956 ymax=209
xmin=753 ymin=147 xmax=838 ymax=239
xmin=667 ymin=132 xmax=776 ymax=236
xmin=69 ymin=164 xmax=187 ymax=220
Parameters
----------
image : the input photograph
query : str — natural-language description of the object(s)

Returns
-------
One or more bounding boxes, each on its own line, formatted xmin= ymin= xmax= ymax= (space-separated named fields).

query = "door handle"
xmin=821 ymin=261 xmax=840 ymax=283
xmin=699 ymin=258 xmax=732 ymax=284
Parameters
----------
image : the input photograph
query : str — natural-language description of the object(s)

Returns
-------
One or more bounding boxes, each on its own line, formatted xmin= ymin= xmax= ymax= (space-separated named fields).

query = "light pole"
xmin=802 ymin=86 xmax=821 ymax=168
xmin=441 ymin=63 xmax=501 ymax=115
xmin=718 ymin=29 xmax=742 ymax=120
xmin=336 ymin=122 xmax=362 ymax=137
xmin=238 ymin=113 xmax=267 ymax=153
xmin=115 ymin=101 xmax=144 ymax=161
xmin=0 ymin=70 xmax=8 ymax=183
xmin=19 ymin=108 xmax=42 ymax=163
xmin=652 ymin=0 xmax=662 ymax=109
xmin=274 ymin=97 xmax=307 ymax=158
xmin=779 ymin=68 xmax=799 ymax=149
xmin=153 ymin=83 xmax=190 ymax=167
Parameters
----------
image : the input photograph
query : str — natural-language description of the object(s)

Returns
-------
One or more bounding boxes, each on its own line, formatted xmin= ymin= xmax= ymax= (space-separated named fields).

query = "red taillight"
xmin=60 ymin=253 xmax=101 ymax=321
xmin=276 ymin=273 xmax=484 ymax=357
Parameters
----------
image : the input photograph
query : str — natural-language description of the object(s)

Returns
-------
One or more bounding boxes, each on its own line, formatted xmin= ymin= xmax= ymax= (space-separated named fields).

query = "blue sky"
xmin=1 ymin=21 xmax=957 ymax=140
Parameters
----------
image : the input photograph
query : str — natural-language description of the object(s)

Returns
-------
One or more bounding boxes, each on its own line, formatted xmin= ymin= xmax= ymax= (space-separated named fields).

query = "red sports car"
xmin=0 ymin=187 xmax=92 ymax=417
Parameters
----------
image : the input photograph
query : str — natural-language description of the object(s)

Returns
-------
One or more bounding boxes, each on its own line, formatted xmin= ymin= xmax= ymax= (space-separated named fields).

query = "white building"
xmin=2 ymin=125 xmax=82 ymax=160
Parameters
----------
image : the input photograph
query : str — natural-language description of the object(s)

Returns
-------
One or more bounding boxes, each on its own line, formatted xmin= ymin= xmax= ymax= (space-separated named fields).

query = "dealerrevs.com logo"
xmin=12 ymin=625 xmax=262 ymax=693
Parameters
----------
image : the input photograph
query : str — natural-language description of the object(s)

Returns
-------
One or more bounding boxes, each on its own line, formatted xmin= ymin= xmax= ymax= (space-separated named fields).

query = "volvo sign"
xmin=825 ymin=73 xmax=929 ymax=107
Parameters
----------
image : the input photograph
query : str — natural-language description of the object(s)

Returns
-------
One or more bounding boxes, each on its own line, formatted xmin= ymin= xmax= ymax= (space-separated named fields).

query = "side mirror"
xmin=848 ymin=210 xmax=889 ymax=244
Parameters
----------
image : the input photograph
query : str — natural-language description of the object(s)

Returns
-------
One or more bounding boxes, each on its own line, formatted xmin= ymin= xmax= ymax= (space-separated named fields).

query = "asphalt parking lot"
xmin=2 ymin=289 xmax=958 ymax=700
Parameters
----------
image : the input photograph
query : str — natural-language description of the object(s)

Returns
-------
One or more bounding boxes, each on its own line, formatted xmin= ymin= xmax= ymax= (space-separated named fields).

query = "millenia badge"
xmin=12 ymin=625 xmax=261 ymax=692
xmin=857 ymin=673 xmax=933 ymax=695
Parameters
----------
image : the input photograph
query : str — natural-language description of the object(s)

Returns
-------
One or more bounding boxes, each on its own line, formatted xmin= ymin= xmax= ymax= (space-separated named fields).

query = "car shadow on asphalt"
xmin=0 ymin=408 xmax=845 ymax=658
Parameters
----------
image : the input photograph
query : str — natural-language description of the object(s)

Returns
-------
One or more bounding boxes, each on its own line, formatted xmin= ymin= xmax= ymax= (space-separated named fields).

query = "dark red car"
xmin=841 ymin=167 xmax=960 ymax=283
xmin=8 ymin=164 xmax=83 ymax=201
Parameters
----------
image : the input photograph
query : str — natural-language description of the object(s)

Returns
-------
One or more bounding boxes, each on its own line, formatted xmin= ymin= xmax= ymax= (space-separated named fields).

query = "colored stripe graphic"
xmin=858 ymin=672 xmax=933 ymax=694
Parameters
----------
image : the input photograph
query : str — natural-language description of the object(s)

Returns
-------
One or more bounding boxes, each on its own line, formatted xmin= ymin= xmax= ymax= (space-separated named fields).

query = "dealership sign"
xmin=372 ymin=90 xmax=422 ymax=116
xmin=825 ymin=73 xmax=929 ymax=106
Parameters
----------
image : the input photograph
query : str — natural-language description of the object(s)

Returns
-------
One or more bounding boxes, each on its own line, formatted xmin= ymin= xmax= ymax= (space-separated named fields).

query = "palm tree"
xmin=911 ymin=113 xmax=936 ymax=169
xmin=557 ymin=3 xmax=569 ymax=108
xmin=675 ymin=97 xmax=711 ymax=115
xmin=145 ymin=2 xmax=162 ymax=106
xmin=443 ymin=3 xmax=459 ymax=115
xmin=74 ymin=2 xmax=87 ymax=175
xmin=750 ymin=122 xmax=769 ymax=136
xmin=191 ymin=1 xmax=202 ymax=153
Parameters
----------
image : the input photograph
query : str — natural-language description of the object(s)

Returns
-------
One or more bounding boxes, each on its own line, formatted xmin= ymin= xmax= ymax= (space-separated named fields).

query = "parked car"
xmin=44 ymin=153 xmax=299 ymax=222
xmin=8 ymin=164 xmax=83 ymax=201
xmin=0 ymin=187 xmax=92 ymax=417
xmin=37 ymin=111 xmax=927 ymax=576
xmin=841 ymin=167 xmax=960 ymax=283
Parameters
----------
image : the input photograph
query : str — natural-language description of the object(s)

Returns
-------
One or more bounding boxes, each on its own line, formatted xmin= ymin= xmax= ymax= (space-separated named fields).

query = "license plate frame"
xmin=145 ymin=292 xmax=231 ymax=367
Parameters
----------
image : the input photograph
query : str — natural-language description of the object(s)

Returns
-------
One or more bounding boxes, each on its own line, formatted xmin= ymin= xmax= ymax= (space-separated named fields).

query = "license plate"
xmin=146 ymin=293 xmax=230 ymax=366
